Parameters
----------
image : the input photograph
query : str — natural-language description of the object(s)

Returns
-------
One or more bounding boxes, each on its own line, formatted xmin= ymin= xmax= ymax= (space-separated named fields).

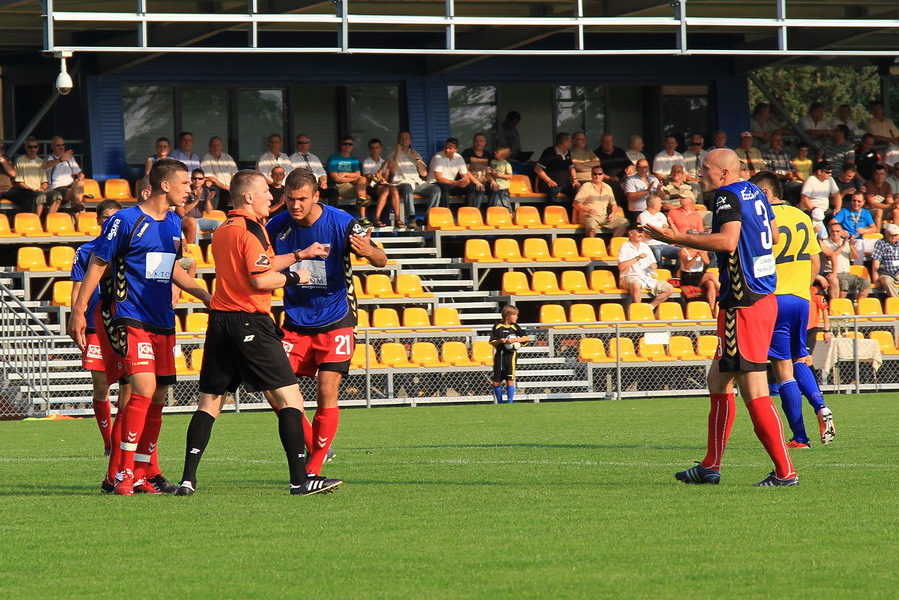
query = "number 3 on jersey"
xmin=754 ymin=198 xmax=774 ymax=250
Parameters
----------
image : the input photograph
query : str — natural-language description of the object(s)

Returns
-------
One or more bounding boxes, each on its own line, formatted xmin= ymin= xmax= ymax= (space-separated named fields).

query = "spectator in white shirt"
xmin=289 ymin=134 xmax=328 ymax=190
xmin=617 ymin=225 xmax=674 ymax=307
xmin=200 ymin=135 xmax=238 ymax=209
xmin=255 ymin=134 xmax=293 ymax=184
xmin=428 ymin=137 xmax=481 ymax=209
xmin=42 ymin=135 xmax=85 ymax=211
xmin=169 ymin=131 xmax=202 ymax=173
xmin=637 ymin=195 xmax=680 ymax=265
xmin=652 ymin=136 xmax=685 ymax=181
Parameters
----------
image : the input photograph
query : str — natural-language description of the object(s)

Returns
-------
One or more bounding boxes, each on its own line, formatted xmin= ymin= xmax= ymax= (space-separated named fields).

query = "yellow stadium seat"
xmin=45 ymin=212 xmax=80 ymax=236
xmin=532 ymin=271 xmax=563 ymax=295
xmin=380 ymin=342 xmax=419 ymax=368
xmin=77 ymin=212 xmax=101 ymax=236
xmin=471 ymin=341 xmax=494 ymax=365
xmin=578 ymin=338 xmax=614 ymax=363
xmin=502 ymin=271 xmax=538 ymax=296
xmin=599 ymin=303 xmax=627 ymax=324
xmin=568 ymin=303 xmax=597 ymax=325
xmin=441 ymin=341 xmax=480 ymax=367
xmin=656 ymin=302 xmax=685 ymax=323
xmin=402 ymin=307 xmax=431 ymax=330
xmin=885 ymin=297 xmax=899 ymax=316
xmin=433 ymin=306 xmax=468 ymax=330
xmin=862 ymin=232 xmax=883 ymax=241
xmin=351 ymin=344 xmax=385 ymax=369
xmin=580 ymin=237 xmax=611 ymax=261
xmin=395 ymin=273 xmax=434 ymax=298
xmin=175 ymin=351 xmax=197 ymax=376
xmin=849 ymin=264 xmax=871 ymax=282
xmin=82 ymin=178 xmax=103 ymax=201
xmin=607 ymin=237 xmax=628 ymax=260
xmin=426 ymin=207 xmax=463 ymax=231
xmin=464 ymin=239 xmax=501 ymax=263
xmin=357 ymin=308 xmax=370 ymax=329
xmin=656 ymin=268 xmax=672 ymax=282
xmin=0 ymin=214 xmax=17 ymax=238
xmin=668 ymin=336 xmax=704 ymax=360
xmin=272 ymin=286 xmax=284 ymax=300
xmin=515 ymin=206 xmax=542 ymax=228
xmin=868 ymin=331 xmax=899 ymax=355
xmin=639 ymin=337 xmax=678 ymax=361
xmin=104 ymin=178 xmax=136 ymax=202
xmin=628 ymin=303 xmax=659 ymax=326
xmin=184 ymin=312 xmax=209 ymax=333
xmin=523 ymin=238 xmax=554 ymax=262
xmin=509 ymin=174 xmax=542 ymax=198
xmin=560 ymin=270 xmax=593 ymax=295
xmin=590 ymin=270 xmax=625 ymax=294
xmin=203 ymin=210 xmax=227 ymax=223
xmin=49 ymin=245 xmax=75 ymax=270
xmin=686 ymin=301 xmax=714 ymax=322
xmin=856 ymin=297 xmax=884 ymax=322
xmin=539 ymin=304 xmax=567 ymax=327
xmin=16 ymin=246 xmax=54 ymax=272
xmin=829 ymin=298 xmax=854 ymax=318
xmin=180 ymin=278 xmax=209 ymax=303
xmin=542 ymin=205 xmax=579 ymax=229
xmin=52 ymin=280 xmax=73 ymax=306
xmin=486 ymin=206 xmax=517 ymax=229
xmin=494 ymin=238 xmax=526 ymax=262
xmin=184 ymin=243 xmax=212 ymax=268
xmin=411 ymin=342 xmax=449 ymax=367
xmin=190 ymin=348 xmax=205 ymax=372
xmin=372 ymin=308 xmax=402 ymax=332
xmin=552 ymin=237 xmax=582 ymax=262
xmin=14 ymin=213 xmax=45 ymax=237
xmin=365 ymin=274 xmax=402 ymax=299
xmin=457 ymin=206 xmax=492 ymax=230
xmin=607 ymin=337 xmax=642 ymax=361
xmin=696 ymin=335 xmax=719 ymax=360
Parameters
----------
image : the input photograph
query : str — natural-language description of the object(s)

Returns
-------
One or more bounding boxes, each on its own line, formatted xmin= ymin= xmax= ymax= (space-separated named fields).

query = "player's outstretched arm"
xmin=68 ymin=256 xmax=108 ymax=350
xmin=251 ymin=267 xmax=312 ymax=291
xmin=351 ymin=227 xmax=388 ymax=267
xmin=644 ymin=220 xmax=742 ymax=253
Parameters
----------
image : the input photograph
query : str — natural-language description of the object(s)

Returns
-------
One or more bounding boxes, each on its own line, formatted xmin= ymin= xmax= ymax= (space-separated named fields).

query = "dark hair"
xmin=873 ymin=164 xmax=887 ymax=173
xmin=285 ymin=167 xmax=318 ymax=192
xmin=368 ymin=138 xmax=382 ymax=147
xmin=473 ymin=132 xmax=488 ymax=141
xmin=752 ymin=102 xmax=770 ymax=116
xmin=554 ymin=132 xmax=571 ymax=145
xmin=155 ymin=136 xmax=170 ymax=145
xmin=95 ymin=199 xmax=123 ymax=219
xmin=834 ymin=124 xmax=850 ymax=136
xmin=842 ymin=162 xmax=856 ymax=172
xmin=230 ymin=169 xmax=266 ymax=198
xmin=862 ymin=133 xmax=875 ymax=142
xmin=749 ymin=171 xmax=783 ymax=200
xmin=505 ymin=111 xmax=521 ymax=121
xmin=267 ymin=133 xmax=282 ymax=142
xmin=814 ymin=160 xmax=831 ymax=172
xmin=870 ymin=100 xmax=883 ymax=108
xmin=191 ymin=168 xmax=205 ymax=177
xmin=444 ymin=137 xmax=460 ymax=148
xmin=809 ymin=101 xmax=824 ymax=112
xmin=177 ymin=131 xmax=192 ymax=141
xmin=797 ymin=142 xmax=810 ymax=150
xmin=208 ymin=136 xmax=222 ymax=145
xmin=339 ymin=134 xmax=354 ymax=143
xmin=148 ymin=158 xmax=188 ymax=193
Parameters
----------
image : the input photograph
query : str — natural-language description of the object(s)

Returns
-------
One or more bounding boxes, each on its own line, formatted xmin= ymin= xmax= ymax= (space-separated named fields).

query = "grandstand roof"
xmin=0 ymin=1 xmax=897 ymax=73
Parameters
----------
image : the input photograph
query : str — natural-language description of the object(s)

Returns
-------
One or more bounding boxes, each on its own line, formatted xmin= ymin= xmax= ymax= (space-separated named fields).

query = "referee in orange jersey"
xmin=174 ymin=169 xmax=342 ymax=496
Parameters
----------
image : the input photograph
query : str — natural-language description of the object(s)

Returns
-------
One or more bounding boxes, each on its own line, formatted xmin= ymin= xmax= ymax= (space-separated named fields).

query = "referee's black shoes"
xmin=291 ymin=475 xmax=343 ymax=495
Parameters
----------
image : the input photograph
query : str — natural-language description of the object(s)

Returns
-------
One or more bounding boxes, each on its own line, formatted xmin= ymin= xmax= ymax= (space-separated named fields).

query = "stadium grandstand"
xmin=1 ymin=0 xmax=898 ymax=417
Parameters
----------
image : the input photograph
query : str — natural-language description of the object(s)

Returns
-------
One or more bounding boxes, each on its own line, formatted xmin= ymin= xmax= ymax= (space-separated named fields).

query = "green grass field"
xmin=1 ymin=394 xmax=897 ymax=599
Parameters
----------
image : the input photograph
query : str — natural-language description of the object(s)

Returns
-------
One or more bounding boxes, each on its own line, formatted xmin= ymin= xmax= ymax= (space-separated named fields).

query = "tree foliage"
xmin=748 ymin=66 xmax=880 ymax=125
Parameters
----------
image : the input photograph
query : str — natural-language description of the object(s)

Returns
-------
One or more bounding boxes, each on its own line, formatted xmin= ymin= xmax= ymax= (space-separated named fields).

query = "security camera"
xmin=55 ymin=56 xmax=73 ymax=95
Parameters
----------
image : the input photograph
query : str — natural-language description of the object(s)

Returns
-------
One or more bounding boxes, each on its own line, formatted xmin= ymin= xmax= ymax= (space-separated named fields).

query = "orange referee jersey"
xmin=209 ymin=208 xmax=276 ymax=314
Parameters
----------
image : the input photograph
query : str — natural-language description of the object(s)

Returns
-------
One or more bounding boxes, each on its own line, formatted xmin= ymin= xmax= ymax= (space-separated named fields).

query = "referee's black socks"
xmin=181 ymin=410 xmax=216 ymax=486
xmin=277 ymin=407 xmax=307 ymax=486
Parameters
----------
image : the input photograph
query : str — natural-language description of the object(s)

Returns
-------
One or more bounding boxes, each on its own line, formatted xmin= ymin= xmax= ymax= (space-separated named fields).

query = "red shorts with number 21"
xmin=281 ymin=327 xmax=354 ymax=377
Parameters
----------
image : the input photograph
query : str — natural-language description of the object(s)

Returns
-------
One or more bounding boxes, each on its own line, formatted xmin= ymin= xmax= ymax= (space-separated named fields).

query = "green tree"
xmin=748 ymin=66 xmax=880 ymax=126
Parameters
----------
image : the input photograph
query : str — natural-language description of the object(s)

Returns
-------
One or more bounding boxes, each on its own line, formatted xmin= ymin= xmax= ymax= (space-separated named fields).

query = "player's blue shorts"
xmin=768 ymin=294 xmax=810 ymax=361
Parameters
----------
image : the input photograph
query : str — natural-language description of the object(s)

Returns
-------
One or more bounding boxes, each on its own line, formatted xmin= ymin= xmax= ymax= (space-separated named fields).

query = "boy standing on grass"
xmin=489 ymin=305 xmax=529 ymax=404
xmin=488 ymin=146 xmax=514 ymax=212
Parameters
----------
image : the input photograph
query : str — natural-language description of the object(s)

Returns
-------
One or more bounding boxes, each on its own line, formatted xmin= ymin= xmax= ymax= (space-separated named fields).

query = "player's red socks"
xmin=107 ymin=413 xmax=123 ymax=484
xmin=133 ymin=402 xmax=163 ymax=482
xmin=306 ymin=406 xmax=339 ymax=476
xmin=302 ymin=410 xmax=314 ymax=454
xmin=92 ymin=399 xmax=113 ymax=453
xmin=118 ymin=393 xmax=151 ymax=475
xmin=747 ymin=395 xmax=796 ymax=480
xmin=700 ymin=392 xmax=735 ymax=470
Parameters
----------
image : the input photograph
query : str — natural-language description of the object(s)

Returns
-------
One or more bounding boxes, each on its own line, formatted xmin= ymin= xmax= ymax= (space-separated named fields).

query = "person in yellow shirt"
xmin=750 ymin=172 xmax=835 ymax=449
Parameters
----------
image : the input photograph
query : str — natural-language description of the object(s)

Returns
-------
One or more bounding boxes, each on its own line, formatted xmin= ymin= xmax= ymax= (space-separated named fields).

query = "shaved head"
xmin=701 ymin=149 xmax=741 ymax=192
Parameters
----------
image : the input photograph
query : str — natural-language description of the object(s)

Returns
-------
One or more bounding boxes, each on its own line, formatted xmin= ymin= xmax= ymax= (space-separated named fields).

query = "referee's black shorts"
xmin=198 ymin=310 xmax=298 ymax=395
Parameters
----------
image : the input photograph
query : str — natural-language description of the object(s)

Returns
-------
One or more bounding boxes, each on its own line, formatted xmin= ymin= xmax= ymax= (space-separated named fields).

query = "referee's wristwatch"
xmin=293 ymin=248 xmax=302 ymax=262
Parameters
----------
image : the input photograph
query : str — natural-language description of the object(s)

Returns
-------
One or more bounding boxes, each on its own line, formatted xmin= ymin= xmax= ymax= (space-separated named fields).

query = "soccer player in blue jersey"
xmin=646 ymin=149 xmax=798 ymax=486
xmin=267 ymin=168 xmax=387 ymax=481
xmin=750 ymin=171 xmax=835 ymax=448
xmin=68 ymin=159 xmax=212 ymax=495
xmin=70 ymin=200 xmax=125 ymax=463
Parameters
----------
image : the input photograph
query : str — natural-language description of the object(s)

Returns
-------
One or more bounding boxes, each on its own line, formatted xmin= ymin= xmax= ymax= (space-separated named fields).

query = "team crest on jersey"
xmin=740 ymin=186 xmax=758 ymax=202
xmin=137 ymin=342 xmax=154 ymax=359
xmin=282 ymin=341 xmax=294 ymax=354
xmin=86 ymin=344 xmax=102 ymax=359
xmin=136 ymin=222 xmax=150 ymax=238
xmin=352 ymin=222 xmax=366 ymax=236
xmin=106 ymin=218 xmax=120 ymax=240
xmin=255 ymin=254 xmax=270 ymax=267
